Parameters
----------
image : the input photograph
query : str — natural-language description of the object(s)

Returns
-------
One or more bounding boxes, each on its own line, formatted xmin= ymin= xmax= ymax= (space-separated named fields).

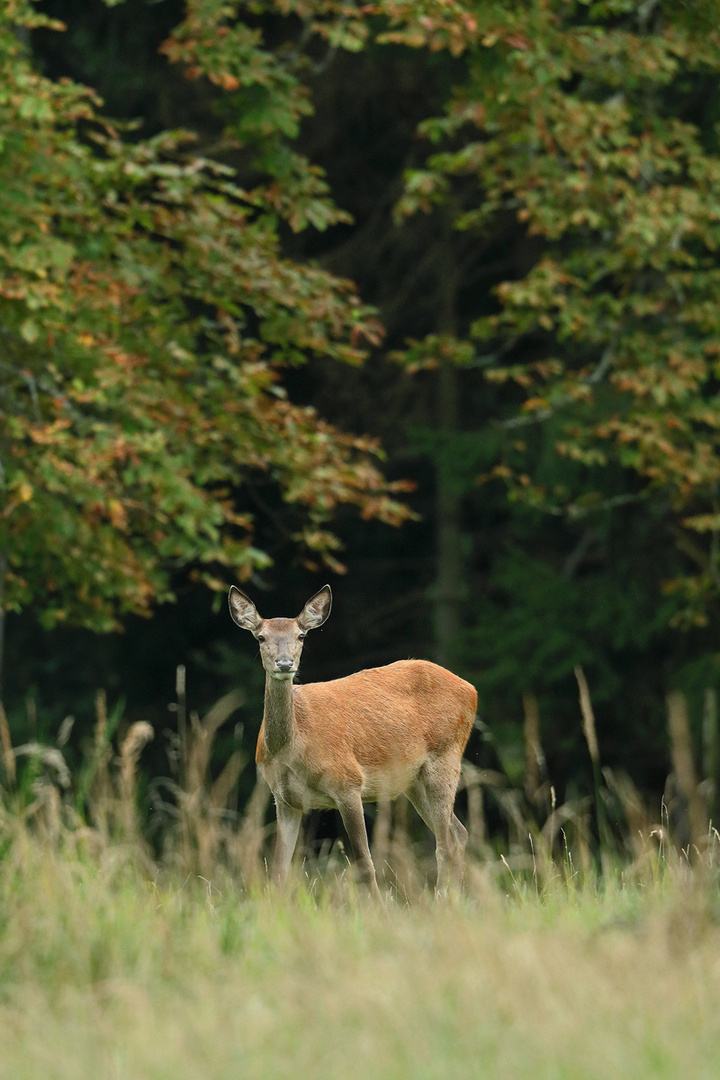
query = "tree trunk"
xmin=433 ymin=215 xmax=464 ymax=670
xmin=434 ymin=360 xmax=464 ymax=668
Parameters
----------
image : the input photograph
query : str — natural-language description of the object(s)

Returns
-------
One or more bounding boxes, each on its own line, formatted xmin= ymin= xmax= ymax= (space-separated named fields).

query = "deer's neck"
xmin=262 ymin=674 xmax=296 ymax=756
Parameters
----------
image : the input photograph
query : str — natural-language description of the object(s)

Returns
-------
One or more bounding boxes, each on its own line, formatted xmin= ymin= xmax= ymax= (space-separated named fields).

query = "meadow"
xmin=2 ymin=689 xmax=720 ymax=1080
xmin=2 ymin=819 xmax=720 ymax=1079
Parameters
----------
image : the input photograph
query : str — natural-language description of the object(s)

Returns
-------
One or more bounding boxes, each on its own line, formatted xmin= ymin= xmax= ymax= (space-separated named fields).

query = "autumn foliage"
xmin=3 ymin=0 xmax=720 ymax=786
xmin=390 ymin=0 xmax=720 ymax=625
xmin=0 ymin=2 xmax=411 ymax=630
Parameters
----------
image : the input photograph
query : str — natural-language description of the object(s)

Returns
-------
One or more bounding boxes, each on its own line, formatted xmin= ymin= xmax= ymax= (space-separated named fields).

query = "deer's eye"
xmin=257 ymin=635 xmax=265 ymax=643
xmin=298 ymin=633 xmax=306 ymax=642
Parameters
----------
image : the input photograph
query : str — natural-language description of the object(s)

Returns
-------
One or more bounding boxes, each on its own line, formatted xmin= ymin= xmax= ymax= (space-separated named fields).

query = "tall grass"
xmin=1 ymin=828 xmax=720 ymax=1080
xmin=0 ymin=675 xmax=715 ymax=891
xmin=1 ymin=682 xmax=720 ymax=1078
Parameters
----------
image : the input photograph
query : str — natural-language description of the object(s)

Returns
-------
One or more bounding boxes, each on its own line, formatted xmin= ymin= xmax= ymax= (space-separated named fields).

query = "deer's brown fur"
xmin=229 ymin=585 xmax=476 ymax=897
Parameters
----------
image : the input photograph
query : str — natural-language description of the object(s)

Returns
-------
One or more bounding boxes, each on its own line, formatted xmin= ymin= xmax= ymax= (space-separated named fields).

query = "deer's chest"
xmin=258 ymin=753 xmax=337 ymax=813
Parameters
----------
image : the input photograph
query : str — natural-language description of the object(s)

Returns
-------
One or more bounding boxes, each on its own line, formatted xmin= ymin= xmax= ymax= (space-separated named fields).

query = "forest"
xmin=3 ymin=0 xmax=720 ymax=866
xmin=7 ymin=5 xmax=720 ymax=1077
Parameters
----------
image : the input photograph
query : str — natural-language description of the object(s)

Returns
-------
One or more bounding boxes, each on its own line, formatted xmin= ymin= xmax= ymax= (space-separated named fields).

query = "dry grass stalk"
xmin=176 ymin=689 xmax=245 ymax=876
xmin=175 ymin=664 xmax=187 ymax=788
xmin=540 ymin=794 xmax=592 ymax=862
xmin=702 ymin=688 xmax=718 ymax=777
xmin=575 ymin=665 xmax=610 ymax=856
xmin=495 ymin=785 xmax=530 ymax=848
xmin=13 ymin=743 xmax=70 ymax=790
xmin=209 ymin=751 xmax=246 ymax=812
xmin=603 ymin=768 xmax=651 ymax=865
xmin=574 ymin=666 xmax=600 ymax=765
xmin=0 ymin=699 xmax=16 ymax=788
xmin=33 ymin=779 xmax=62 ymax=843
xmin=88 ymin=690 xmax=114 ymax=835
xmin=230 ymin=775 xmax=272 ymax=884
xmin=702 ymin=687 xmax=719 ymax=824
xmin=573 ymin=810 xmax=593 ymax=878
xmin=118 ymin=721 xmax=154 ymax=838
xmin=522 ymin=691 xmax=543 ymax=804
xmin=374 ymin=797 xmax=421 ymax=898
xmin=185 ymin=689 xmax=245 ymax=798
xmin=94 ymin=688 xmax=107 ymax=742
xmin=461 ymin=762 xmax=486 ymax=852
xmin=666 ymin=689 xmax=707 ymax=855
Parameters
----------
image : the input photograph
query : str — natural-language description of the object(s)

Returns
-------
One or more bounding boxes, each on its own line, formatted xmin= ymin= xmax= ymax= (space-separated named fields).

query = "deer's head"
xmin=228 ymin=585 xmax=332 ymax=680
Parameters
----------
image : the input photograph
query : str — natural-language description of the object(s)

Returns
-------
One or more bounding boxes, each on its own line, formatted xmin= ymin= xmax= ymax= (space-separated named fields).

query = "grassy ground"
xmin=2 ymin=833 xmax=720 ymax=1080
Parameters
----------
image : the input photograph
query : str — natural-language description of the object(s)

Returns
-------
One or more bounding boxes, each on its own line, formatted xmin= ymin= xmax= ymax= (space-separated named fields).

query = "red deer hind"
xmin=229 ymin=585 xmax=477 ymax=897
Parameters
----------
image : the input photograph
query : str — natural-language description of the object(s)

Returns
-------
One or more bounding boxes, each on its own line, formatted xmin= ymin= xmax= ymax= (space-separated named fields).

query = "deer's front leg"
xmin=272 ymin=797 xmax=302 ymax=886
xmin=335 ymin=790 xmax=383 ymax=900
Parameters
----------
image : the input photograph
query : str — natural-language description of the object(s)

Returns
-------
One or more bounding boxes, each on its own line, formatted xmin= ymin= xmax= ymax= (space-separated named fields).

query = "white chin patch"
xmin=270 ymin=671 xmax=295 ymax=681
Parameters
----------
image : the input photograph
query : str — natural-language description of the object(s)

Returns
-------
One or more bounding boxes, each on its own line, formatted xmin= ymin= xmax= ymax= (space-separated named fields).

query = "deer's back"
xmin=293 ymin=659 xmax=475 ymax=764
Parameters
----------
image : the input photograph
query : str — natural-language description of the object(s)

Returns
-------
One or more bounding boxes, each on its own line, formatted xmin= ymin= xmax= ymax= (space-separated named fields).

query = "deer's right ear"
xmin=228 ymin=587 xmax=263 ymax=632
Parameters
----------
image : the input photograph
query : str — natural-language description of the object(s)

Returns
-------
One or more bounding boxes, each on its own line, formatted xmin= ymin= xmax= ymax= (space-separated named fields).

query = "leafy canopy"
xmin=0 ymin=1 xmax=410 ymax=630
xmin=389 ymin=0 xmax=720 ymax=627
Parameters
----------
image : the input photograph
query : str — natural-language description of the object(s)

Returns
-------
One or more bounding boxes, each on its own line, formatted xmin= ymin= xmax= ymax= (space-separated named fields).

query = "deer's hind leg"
xmin=407 ymin=753 xmax=467 ymax=896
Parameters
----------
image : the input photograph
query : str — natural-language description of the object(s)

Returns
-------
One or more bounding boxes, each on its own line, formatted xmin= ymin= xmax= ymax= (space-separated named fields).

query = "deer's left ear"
xmin=228 ymin=587 xmax=263 ymax=632
xmin=297 ymin=585 xmax=332 ymax=630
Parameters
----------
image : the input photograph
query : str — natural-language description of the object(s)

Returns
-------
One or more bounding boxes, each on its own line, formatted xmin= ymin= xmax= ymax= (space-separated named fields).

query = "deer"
xmin=228 ymin=584 xmax=477 ymax=898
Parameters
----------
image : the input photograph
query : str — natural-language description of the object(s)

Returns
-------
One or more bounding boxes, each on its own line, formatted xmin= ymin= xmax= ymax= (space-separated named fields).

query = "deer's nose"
xmin=276 ymin=657 xmax=295 ymax=672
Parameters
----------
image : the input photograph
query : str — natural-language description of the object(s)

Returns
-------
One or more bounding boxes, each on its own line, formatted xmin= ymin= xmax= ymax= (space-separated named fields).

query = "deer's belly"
xmin=359 ymin=760 xmax=420 ymax=802
xmin=260 ymin=754 xmax=419 ymax=812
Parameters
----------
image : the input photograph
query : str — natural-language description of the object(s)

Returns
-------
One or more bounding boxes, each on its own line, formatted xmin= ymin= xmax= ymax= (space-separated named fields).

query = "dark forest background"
xmin=4 ymin=0 xmax=720 ymax=845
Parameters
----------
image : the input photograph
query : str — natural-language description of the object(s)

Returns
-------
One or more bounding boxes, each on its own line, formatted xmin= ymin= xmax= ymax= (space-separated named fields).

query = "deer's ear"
xmin=297 ymin=585 xmax=332 ymax=630
xmin=228 ymin=587 xmax=263 ymax=632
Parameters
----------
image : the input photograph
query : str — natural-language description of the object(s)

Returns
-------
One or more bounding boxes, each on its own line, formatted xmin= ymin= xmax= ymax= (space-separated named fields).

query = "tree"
xmin=7 ymin=0 xmax=720 ymax=804
xmin=389 ymin=0 xmax=720 ymax=630
xmin=0 ymin=1 xmax=411 ymax=642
